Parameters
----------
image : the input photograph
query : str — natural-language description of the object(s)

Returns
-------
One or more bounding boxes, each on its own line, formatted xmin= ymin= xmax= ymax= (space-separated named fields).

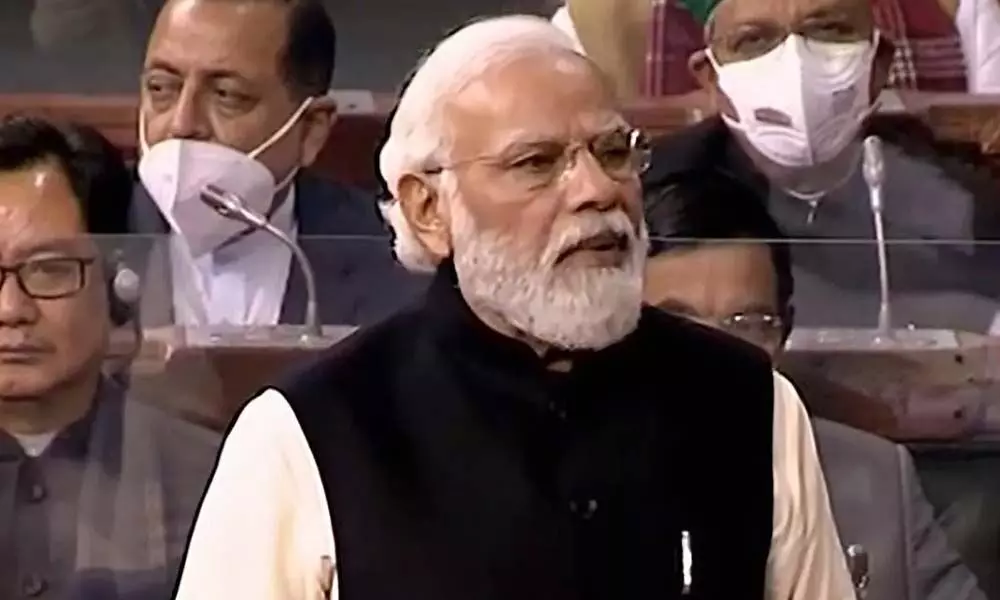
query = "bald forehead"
xmin=444 ymin=51 xmax=624 ymax=156
xmin=711 ymin=0 xmax=872 ymax=33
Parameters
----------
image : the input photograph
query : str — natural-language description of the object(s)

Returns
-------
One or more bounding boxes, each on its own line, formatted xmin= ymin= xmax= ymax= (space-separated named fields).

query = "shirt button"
xmin=28 ymin=483 xmax=46 ymax=503
xmin=547 ymin=401 xmax=568 ymax=421
xmin=569 ymin=498 xmax=599 ymax=520
xmin=21 ymin=574 xmax=46 ymax=597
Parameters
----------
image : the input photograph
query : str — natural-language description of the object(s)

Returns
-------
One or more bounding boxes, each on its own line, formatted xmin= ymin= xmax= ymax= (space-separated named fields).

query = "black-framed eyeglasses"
xmin=0 ymin=257 xmax=96 ymax=300
xmin=425 ymin=127 xmax=652 ymax=192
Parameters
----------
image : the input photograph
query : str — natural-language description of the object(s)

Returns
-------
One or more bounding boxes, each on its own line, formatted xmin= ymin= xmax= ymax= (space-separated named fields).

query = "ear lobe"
xmin=396 ymin=173 xmax=452 ymax=260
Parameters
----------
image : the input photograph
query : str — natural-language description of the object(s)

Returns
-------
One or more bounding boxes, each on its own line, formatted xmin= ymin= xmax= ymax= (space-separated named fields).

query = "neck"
xmin=738 ymin=135 xmax=864 ymax=201
xmin=0 ymin=370 xmax=101 ymax=436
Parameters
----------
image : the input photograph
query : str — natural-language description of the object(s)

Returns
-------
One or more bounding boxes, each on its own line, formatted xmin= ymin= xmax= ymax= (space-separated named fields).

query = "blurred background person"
xmin=132 ymin=0 xmax=426 ymax=328
xmin=552 ymin=0 xmax=1000 ymax=97
xmin=637 ymin=0 xmax=1000 ymax=333
xmin=0 ymin=115 xmax=218 ymax=599
xmin=174 ymin=16 xmax=854 ymax=599
xmin=642 ymin=168 xmax=988 ymax=600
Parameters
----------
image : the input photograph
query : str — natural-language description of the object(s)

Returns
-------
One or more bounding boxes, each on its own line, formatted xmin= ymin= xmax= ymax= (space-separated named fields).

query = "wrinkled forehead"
xmin=710 ymin=0 xmax=872 ymax=33
xmin=444 ymin=52 xmax=626 ymax=157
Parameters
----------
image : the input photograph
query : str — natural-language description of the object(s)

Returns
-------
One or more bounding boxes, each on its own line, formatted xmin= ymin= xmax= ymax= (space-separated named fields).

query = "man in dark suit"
xmin=642 ymin=0 xmax=1000 ymax=334
xmin=643 ymin=168 xmax=986 ymax=600
xmin=0 ymin=116 xmax=219 ymax=599
xmin=131 ymin=0 xmax=426 ymax=328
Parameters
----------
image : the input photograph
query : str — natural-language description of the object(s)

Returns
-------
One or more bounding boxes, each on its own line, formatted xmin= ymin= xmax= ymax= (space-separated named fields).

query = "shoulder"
xmin=277 ymin=303 xmax=425 ymax=407
xmin=639 ymin=306 xmax=772 ymax=377
xmin=126 ymin=399 xmax=221 ymax=473
xmin=294 ymin=172 xmax=388 ymax=236
xmin=637 ymin=307 xmax=775 ymax=428
xmin=644 ymin=116 xmax=734 ymax=187
xmin=811 ymin=417 xmax=903 ymax=472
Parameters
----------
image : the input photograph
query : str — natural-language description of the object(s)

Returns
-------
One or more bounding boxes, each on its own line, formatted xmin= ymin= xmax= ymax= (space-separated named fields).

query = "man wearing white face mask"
xmin=131 ymin=0 xmax=427 ymax=328
xmin=642 ymin=0 xmax=1000 ymax=334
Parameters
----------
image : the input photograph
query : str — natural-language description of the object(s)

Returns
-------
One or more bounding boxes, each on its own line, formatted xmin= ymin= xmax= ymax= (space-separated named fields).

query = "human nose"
xmin=0 ymin=271 xmax=39 ymax=325
xmin=165 ymin=86 xmax=212 ymax=141
xmin=561 ymin=149 xmax=629 ymax=213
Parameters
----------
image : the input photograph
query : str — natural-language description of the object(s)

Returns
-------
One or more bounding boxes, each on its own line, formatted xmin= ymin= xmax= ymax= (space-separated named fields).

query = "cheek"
xmin=244 ymin=128 xmax=302 ymax=180
xmin=142 ymin=111 xmax=172 ymax=147
xmin=43 ymin=298 xmax=108 ymax=358
xmin=478 ymin=194 xmax=562 ymax=252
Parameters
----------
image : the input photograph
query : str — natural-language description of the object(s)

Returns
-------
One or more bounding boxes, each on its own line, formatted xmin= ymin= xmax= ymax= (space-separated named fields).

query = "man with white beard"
xmin=172 ymin=15 xmax=854 ymax=600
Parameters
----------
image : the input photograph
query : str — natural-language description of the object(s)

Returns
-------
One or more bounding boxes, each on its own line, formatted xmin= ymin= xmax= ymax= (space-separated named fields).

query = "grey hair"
xmin=377 ymin=15 xmax=582 ymax=272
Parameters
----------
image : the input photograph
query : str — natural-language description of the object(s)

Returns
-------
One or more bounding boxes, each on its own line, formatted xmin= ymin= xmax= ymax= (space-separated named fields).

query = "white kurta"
xmin=173 ymin=371 xmax=855 ymax=600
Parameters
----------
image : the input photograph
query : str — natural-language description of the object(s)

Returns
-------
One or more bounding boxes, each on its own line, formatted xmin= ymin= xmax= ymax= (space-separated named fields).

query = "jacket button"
xmin=21 ymin=574 xmax=46 ymax=597
xmin=28 ymin=483 xmax=46 ymax=503
xmin=569 ymin=498 xmax=598 ymax=520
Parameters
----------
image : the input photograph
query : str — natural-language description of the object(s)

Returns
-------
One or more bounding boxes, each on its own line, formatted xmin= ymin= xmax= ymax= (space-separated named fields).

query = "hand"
xmin=317 ymin=555 xmax=335 ymax=599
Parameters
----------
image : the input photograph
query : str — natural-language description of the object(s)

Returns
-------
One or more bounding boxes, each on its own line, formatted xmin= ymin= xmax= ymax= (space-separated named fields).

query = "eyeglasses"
xmin=716 ymin=312 xmax=785 ymax=350
xmin=425 ymin=128 xmax=652 ymax=192
xmin=0 ymin=257 xmax=95 ymax=300
xmin=709 ymin=23 xmax=871 ymax=64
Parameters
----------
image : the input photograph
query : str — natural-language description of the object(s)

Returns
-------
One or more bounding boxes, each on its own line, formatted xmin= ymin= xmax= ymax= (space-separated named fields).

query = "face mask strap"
xmin=247 ymin=97 xmax=316 ymax=161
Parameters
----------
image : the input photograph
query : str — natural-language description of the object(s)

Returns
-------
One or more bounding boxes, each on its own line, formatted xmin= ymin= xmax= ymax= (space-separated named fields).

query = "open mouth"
xmin=0 ymin=345 xmax=48 ymax=357
xmin=557 ymin=231 xmax=630 ymax=263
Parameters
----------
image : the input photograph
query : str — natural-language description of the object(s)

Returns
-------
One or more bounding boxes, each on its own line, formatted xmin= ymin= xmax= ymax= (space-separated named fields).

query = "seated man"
xmin=643 ymin=168 xmax=987 ymax=600
xmin=0 ymin=116 xmax=219 ymax=599
xmin=639 ymin=0 xmax=1000 ymax=332
xmin=132 ymin=0 xmax=427 ymax=328
xmin=553 ymin=0 xmax=1000 ymax=96
xmin=173 ymin=16 xmax=854 ymax=600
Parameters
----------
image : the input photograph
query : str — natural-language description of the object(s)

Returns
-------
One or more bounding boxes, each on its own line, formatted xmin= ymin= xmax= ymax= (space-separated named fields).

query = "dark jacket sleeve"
xmin=901 ymin=446 xmax=987 ymax=600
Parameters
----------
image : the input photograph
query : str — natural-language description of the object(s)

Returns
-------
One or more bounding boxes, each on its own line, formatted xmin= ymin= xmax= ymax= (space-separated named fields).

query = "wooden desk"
xmin=2 ymin=91 xmax=1000 ymax=188
xmin=116 ymin=326 xmax=1000 ymax=442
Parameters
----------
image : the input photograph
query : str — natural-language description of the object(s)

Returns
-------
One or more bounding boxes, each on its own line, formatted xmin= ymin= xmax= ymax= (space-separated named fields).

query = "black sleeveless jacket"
xmin=277 ymin=263 xmax=775 ymax=599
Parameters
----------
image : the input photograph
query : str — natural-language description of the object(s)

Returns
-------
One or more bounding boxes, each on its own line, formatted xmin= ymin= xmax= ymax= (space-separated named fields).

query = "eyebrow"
xmin=493 ymin=123 xmax=629 ymax=155
xmin=144 ymin=59 xmax=250 ymax=83
xmin=14 ymin=240 xmax=90 ymax=258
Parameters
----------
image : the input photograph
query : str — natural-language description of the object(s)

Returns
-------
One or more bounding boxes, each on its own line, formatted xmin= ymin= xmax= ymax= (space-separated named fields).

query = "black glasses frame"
xmin=0 ymin=257 xmax=96 ymax=300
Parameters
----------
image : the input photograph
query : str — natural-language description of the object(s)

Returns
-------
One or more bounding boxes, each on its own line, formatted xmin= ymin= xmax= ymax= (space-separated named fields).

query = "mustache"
xmin=0 ymin=333 xmax=51 ymax=353
xmin=543 ymin=211 xmax=638 ymax=265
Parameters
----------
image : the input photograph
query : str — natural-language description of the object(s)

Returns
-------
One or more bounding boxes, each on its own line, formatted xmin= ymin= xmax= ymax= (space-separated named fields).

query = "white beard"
xmin=451 ymin=199 xmax=648 ymax=351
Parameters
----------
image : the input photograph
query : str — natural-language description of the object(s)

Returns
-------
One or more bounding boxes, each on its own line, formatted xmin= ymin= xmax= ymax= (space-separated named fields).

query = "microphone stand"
xmin=200 ymin=184 xmax=323 ymax=342
xmin=785 ymin=137 xmax=959 ymax=352
xmin=862 ymin=136 xmax=893 ymax=338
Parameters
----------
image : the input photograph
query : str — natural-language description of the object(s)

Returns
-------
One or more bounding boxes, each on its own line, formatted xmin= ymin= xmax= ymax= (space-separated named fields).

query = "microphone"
xmin=862 ymin=135 xmax=891 ymax=336
xmin=846 ymin=544 xmax=870 ymax=598
xmin=200 ymin=184 xmax=323 ymax=341
xmin=680 ymin=530 xmax=692 ymax=595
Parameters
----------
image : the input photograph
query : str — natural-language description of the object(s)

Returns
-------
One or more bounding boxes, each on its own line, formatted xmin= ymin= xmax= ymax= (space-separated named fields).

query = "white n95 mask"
xmin=137 ymin=99 xmax=313 ymax=257
xmin=710 ymin=34 xmax=877 ymax=169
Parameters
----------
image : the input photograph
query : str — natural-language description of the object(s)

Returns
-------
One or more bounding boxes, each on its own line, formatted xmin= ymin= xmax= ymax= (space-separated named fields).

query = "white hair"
xmin=451 ymin=199 xmax=649 ymax=350
xmin=377 ymin=14 xmax=646 ymax=350
xmin=378 ymin=15 xmax=582 ymax=271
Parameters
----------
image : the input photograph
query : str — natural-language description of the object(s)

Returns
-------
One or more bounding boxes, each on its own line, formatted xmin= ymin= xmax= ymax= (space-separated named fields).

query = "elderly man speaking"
xmin=172 ymin=15 xmax=854 ymax=600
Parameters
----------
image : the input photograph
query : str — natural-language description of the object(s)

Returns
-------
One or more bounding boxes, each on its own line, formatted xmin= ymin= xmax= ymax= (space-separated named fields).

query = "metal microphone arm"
xmin=201 ymin=184 xmax=323 ymax=341
xmin=862 ymin=136 xmax=891 ymax=335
